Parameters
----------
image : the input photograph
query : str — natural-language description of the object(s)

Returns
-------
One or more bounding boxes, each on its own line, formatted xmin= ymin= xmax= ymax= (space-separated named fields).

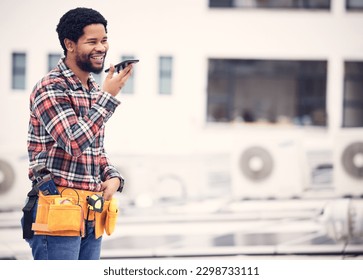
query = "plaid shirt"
xmin=27 ymin=58 xmax=123 ymax=191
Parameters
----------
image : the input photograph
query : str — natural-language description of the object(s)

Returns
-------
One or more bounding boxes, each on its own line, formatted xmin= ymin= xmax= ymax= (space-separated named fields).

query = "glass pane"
xmin=209 ymin=0 xmax=331 ymax=9
xmin=159 ymin=56 xmax=173 ymax=94
xmin=121 ymin=55 xmax=135 ymax=94
xmin=12 ymin=53 xmax=26 ymax=90
xmin=12 ymin=75 xmax=25 ymax=90
xmin=92 ymin=73 xmax=102 ymax=85
xmin=207 ymin=59 xmax=327 ymax=126
xmin=346 ymin=0 xmax=363 ymax=10
xmin=343 ymin=61 xmax=363 ymax=127
xmin=48 ymin=53 xmax=61 ymax=72
xmin=14 ymin=54 xmax=26 ymax=68
xmin=160 ymin=78 xmax=172 ymax=95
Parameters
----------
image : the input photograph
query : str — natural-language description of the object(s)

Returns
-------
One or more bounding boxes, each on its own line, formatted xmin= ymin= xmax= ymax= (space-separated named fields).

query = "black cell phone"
xmin=104 ymin=59 xmax=139 ymax=73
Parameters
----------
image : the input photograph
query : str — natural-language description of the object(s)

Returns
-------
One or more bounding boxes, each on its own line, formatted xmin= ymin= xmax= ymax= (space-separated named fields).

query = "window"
xmin=343 ymin=61 xmax=363 ymax=127
xmin=159 ymin=56 xmax=173 ymax=94
xmin=209 ymin=0 xmax=331 ymax=9
xmin=48 ymin=53 xmax=61 ymax=72
xmin=346 ymin=0 xmax=363 ymax=10
xmin=92 ymin=72 xmax=102 ymax=85
xmin=121 ymin=55 xmax=136 ymax=94
xmin=12 ymin=53 xmax=26 ymax=90
xmin=207 ymin=59 xmax=327 ymax=126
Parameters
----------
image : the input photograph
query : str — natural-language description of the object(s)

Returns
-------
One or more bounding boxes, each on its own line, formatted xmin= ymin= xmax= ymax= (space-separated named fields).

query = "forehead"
xmin=80 ymin=24 xmax=107 ymax=39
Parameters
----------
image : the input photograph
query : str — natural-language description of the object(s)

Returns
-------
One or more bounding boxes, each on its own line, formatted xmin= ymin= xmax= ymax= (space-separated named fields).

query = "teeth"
xmin=91 ymin=55 xmax=104 ymax=61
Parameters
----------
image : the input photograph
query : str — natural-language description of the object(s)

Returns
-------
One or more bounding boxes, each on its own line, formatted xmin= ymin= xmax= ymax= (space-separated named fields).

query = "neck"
xmin=64 ymin=56 xmax=90 ymax=89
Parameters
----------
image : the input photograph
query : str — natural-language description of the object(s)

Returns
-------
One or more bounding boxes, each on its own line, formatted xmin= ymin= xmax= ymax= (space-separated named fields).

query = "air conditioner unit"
xmin=231 ymin=133 xmax=305 ymax=199
xmin=334 ymin=130 xmax=363 ymax=197
xmin=111 ymin=155 xmax=206 ymax=206
xmin=0 ymin=150 xmax=30 ymax=211
xmin=149 ymin=156 xmax=206 ymax=202
xmin=110 ymin=155 xmax=152 ymax=207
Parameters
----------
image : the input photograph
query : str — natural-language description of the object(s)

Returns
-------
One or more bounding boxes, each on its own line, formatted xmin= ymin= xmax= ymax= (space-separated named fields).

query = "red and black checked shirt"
xmin=27 ymin=58 xmax=123 ymax=191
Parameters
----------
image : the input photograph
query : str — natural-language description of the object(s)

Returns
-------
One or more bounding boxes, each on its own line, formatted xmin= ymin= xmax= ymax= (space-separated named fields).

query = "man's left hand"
xmin=101 ymin=177 xmax=120 ymax=200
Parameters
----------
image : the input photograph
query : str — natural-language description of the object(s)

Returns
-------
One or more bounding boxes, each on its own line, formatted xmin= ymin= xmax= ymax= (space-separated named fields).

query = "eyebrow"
xmin=85 ymin=36 xmax=108 ymax=42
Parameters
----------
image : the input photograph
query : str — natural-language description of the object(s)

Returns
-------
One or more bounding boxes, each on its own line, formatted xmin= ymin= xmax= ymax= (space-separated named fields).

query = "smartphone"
xmin=104 ymin=59 xmax=139 ymax=73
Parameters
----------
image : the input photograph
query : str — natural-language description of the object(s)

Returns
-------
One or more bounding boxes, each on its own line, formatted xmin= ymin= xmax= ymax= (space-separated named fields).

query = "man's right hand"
xmin=102 ymin=64 xmax=133 ymax=97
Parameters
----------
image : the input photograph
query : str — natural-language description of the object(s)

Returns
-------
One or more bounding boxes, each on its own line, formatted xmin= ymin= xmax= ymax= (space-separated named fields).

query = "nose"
xmin=95 ymin=41 xmax=107 ymax=52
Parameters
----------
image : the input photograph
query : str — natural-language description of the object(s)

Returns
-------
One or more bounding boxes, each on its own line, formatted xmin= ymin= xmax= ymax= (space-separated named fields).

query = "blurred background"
xmin=0 ymin=0 xmax=363 ymax=260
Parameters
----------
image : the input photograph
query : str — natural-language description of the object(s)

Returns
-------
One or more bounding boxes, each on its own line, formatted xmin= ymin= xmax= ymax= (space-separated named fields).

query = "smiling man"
xmin=23 ymin=7 xmax=132 ymax=260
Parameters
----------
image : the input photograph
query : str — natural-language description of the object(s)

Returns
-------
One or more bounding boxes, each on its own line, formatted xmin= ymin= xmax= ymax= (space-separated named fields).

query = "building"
xmin=0 ymin=0 xmax=363 ymax=210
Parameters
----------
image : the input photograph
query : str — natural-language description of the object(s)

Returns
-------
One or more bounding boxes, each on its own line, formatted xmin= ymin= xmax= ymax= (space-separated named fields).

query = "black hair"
xmin=56 ymin=7 xmax=108 ymax=56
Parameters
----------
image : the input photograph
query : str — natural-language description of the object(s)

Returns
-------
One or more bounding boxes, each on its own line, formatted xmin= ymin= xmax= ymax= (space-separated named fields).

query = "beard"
xmin=75 ymin=52 xmax=105 ymax=74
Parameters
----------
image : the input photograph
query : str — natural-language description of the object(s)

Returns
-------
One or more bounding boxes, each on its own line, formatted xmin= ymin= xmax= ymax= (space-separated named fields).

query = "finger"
xmin=100 ymin=182 xmax=107 ymax=191
xmin=103 ymin=191 xmax=112 ymax=201
xmin=118 ymin=67 xmax=133 ymax=81
xmin=106 ymin=64 xmax=115 ymax=78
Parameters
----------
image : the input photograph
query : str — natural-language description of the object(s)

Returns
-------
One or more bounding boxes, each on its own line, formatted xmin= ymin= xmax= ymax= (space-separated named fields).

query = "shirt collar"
xmin=57 ymin=57 xmax=99 ymax=92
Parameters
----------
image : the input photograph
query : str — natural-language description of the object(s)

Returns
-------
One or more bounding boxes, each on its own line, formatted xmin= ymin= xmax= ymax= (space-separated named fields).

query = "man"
xmin=22 ymin=7 xmax=132 ymax=260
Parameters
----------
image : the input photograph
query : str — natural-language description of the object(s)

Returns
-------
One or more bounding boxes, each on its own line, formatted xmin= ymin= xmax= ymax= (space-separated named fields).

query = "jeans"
xmin=21 ymin=201 xmax=102 ymax=260
xmin=26 ymin=221 xmax=102 ymax=260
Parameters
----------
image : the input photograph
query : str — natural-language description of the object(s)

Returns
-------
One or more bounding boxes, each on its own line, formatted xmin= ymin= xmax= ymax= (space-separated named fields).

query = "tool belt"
xmin=23 ymin=186 xmax=118 ymax=239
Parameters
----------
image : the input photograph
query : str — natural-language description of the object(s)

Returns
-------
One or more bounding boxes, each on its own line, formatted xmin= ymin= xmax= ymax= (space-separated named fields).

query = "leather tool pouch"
xmin=94 ymin=200 xmax=108 ymax=239
xmin=105 ymin=198 xmax=119 ymax=236
xmin=32 ymin=189 xmax=85 ymax=237
xmin=94 ymin=198 xmax=119 ymax=238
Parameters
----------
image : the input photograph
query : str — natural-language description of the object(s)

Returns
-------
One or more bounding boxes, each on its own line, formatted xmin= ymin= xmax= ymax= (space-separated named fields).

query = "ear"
xmin=64 ymin=38 xmax=75 ymax=53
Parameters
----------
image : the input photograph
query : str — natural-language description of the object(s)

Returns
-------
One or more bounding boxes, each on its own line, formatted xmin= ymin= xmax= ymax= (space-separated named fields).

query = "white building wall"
xmin=1 ymin=0 xmax=363 ymax=208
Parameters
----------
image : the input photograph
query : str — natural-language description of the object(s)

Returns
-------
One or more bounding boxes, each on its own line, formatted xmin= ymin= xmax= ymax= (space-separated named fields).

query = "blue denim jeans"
xmin=26 ymin=221 xmax=102 ymax=260
xmin=21 ymin=201 xmax=103 ymax=260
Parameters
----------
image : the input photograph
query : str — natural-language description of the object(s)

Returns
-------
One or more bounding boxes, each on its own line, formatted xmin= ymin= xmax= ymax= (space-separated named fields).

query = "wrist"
xmin=117 ymin=177 xmax=124 ymax=193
